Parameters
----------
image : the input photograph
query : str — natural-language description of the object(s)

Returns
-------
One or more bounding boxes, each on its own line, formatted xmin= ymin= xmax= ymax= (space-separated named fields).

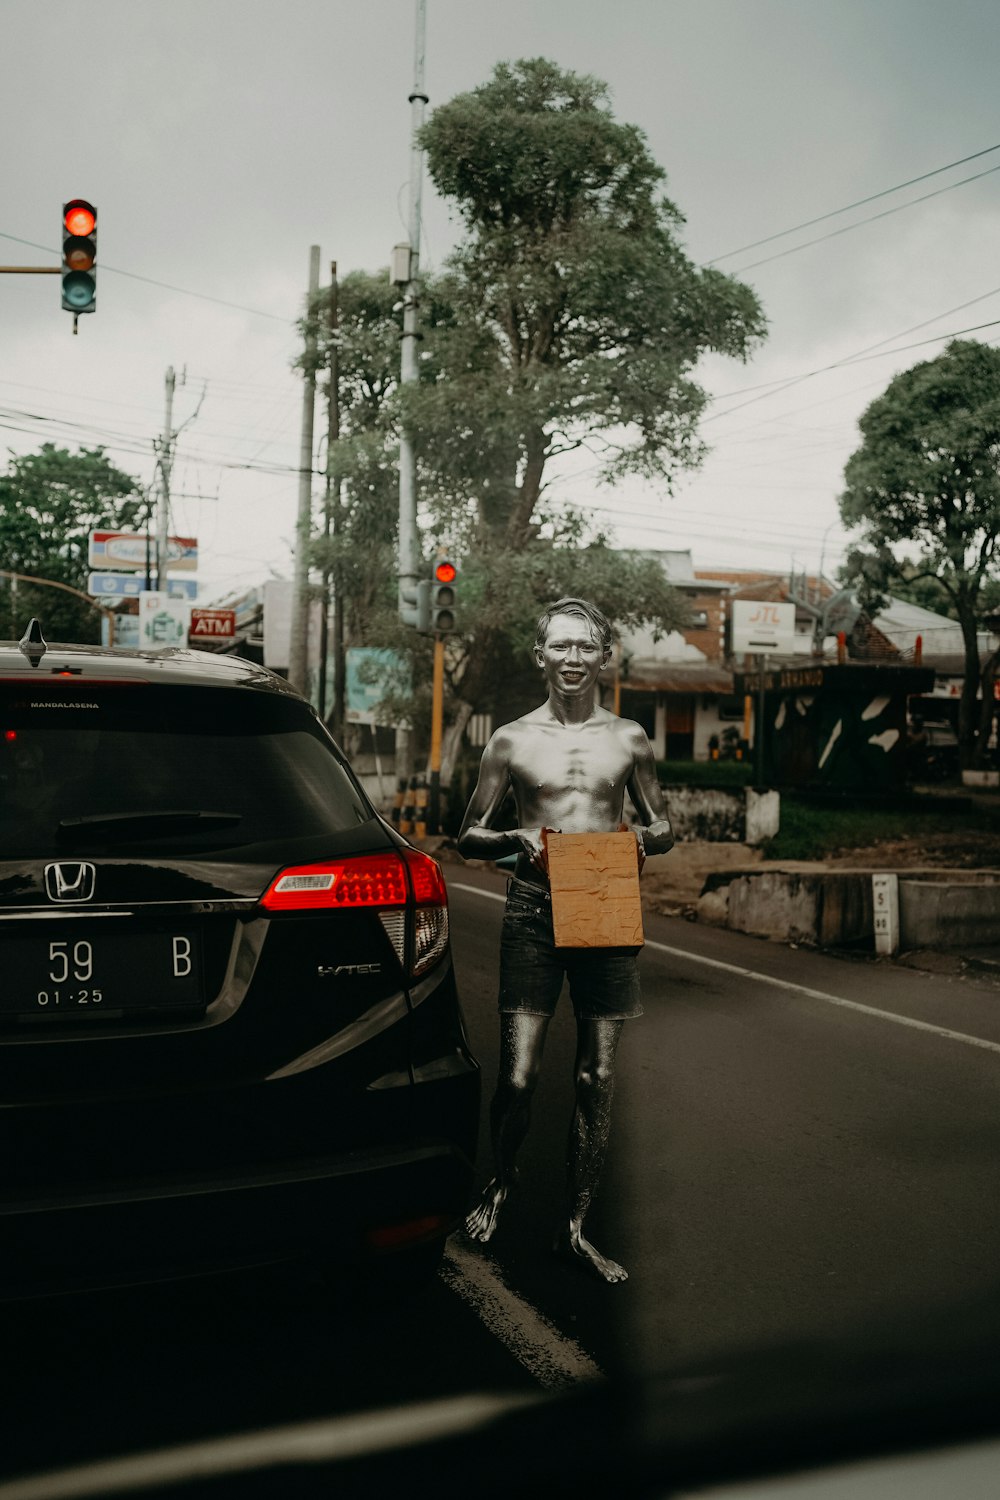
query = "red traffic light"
xmin=434 ymin=560 xmax=457 ymax=584
xmin=62 ymin=199 xmax=97 ymax=317
xmin=63 ymin=200 xmax=96 ymax=237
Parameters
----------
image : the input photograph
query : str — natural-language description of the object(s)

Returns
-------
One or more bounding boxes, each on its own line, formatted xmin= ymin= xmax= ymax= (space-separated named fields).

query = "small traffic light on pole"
xmin=61 ymin=199 xmax=97 ymax=325
xmin=430 ymin=558 xmax=458 ymax=634
xmin=400 ymin=578 xmax=431 ymax=632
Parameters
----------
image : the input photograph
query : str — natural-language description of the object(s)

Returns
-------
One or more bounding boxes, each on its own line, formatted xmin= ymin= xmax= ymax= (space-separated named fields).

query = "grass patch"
xmin=762 ymin=797 xmax=1000 ymax=862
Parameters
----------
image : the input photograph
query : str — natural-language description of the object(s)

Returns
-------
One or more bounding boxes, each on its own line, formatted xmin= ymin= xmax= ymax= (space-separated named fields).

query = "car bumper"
xmin=0 ymin=1135 xmax=474 ymax=1298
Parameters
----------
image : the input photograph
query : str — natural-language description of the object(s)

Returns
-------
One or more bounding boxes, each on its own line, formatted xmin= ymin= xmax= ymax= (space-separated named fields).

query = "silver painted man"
xmin=458 ymin=598 xmax=674 ymax=1282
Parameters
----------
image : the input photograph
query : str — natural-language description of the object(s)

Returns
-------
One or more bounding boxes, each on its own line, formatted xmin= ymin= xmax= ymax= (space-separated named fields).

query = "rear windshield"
xmin=0 ymin=682 xmax=372 ymax=857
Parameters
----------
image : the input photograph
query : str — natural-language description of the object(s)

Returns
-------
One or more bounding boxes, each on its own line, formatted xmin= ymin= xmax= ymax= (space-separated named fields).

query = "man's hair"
xmin=534 ymin=598 xmax=613 ymax=655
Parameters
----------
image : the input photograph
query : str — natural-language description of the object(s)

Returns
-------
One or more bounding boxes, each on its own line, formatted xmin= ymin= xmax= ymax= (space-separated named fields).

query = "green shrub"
xmin=656 ymin=759 xmax=754 ymax=787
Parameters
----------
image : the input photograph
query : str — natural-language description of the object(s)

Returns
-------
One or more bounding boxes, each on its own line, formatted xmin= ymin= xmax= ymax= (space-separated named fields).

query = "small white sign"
xmin=731 ymin=600 xmax=797 ymax=656
xmin=872 ymin=872 xmax=899 ymax=956
xmin=138 ymin=591 xmax=190 ymax=649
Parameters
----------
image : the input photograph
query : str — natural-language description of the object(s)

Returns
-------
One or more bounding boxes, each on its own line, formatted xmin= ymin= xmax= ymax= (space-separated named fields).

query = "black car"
xmin=0 ymin=624 xmax=479 ymax=1296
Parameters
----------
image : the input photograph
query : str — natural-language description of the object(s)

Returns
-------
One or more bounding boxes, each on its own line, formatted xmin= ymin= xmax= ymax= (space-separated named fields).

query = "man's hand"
xmin=642 ymin=818 xmax=675 ymax=857
xmin=515 ymin=827 xmax=556 ymax=875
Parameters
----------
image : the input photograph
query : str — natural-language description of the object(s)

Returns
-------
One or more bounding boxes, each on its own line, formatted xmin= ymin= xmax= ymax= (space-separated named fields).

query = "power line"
xmin=703 ymin=317 xmax=1000 ymax=426
xmin=728 ymin=162 xmax=1000 ymax=276
xmin=706 ymin=141 xmax=1000 ymax=265
xmin=0 ymin=231 xmax=292 ymax=323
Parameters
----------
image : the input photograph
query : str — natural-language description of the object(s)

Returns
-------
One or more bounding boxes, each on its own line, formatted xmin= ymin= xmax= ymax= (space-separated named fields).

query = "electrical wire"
xmin=702 ymin=317 xmax=1000 ymax=425
xmin=706 ymin=141 xmax=1000 ymax=264
xmin=727 ymin=162 xmax=1000 ymax=276
xmin=0 ymin=232 xmax=292 ymax=323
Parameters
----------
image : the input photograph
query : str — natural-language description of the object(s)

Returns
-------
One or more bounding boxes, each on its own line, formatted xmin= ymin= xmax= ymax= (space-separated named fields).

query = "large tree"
xmin=301 ymin=60 xmax=765 ymax=774
xmin=840 ymin=339 xmax=1000 ymax=767
xmin=413 ymin=59 xmax=764 ymax=758
xmin=0 ymin=444 xmax=145 ymax=643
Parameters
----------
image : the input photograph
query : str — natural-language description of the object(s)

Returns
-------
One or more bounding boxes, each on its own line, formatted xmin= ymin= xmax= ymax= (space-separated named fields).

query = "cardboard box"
xmin=547 ymin=832 xmax=644 ymax=949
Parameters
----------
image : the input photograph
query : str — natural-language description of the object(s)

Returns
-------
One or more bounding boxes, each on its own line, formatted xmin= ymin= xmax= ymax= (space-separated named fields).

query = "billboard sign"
xmin=88 ymin=572 xmax=197 ymax=601
xmin=88 ymin=531 xmax=198 ymax=572
xmin=731 ymin=600 xmax=797 ymax=656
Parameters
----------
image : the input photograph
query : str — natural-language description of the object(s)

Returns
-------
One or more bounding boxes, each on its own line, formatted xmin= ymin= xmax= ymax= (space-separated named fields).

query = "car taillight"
xmin=259 ymin=848 xmax=449 ymax=978
xmin=260 ymin=853 xmax=409 ymax=911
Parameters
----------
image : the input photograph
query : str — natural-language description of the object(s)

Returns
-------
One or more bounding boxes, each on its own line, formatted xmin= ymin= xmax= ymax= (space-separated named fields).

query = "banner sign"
xmin=88 ymin=531 xmax=198 ymax=572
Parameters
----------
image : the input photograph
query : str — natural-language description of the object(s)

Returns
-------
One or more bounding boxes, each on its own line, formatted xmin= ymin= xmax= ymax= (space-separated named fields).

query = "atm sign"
xmin=190 ymin=609 xmax=236 ymax=640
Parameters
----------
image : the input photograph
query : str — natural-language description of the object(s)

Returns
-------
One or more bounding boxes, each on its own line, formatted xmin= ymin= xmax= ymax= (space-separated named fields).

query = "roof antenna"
xmin=18 ymin=618 xmax=47 ymax=667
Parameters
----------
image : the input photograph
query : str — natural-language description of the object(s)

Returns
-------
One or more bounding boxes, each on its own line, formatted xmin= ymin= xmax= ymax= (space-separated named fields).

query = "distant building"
xmin=607 ymin=551 xmax=993 ymax=764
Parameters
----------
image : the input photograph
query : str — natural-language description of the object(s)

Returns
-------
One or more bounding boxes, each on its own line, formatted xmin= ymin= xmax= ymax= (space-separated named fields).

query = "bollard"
xmin=399 ymin=776 xmax=418 ymax=837
xmin=391 ymin=777 xmax=406 ymax=829
xmin=414 ymin=779 xmax=429 ymax=841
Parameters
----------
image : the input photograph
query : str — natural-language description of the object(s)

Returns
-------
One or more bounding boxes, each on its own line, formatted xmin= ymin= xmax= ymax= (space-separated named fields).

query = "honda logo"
xmin=44 ymin=862 xmax=97 ymax=903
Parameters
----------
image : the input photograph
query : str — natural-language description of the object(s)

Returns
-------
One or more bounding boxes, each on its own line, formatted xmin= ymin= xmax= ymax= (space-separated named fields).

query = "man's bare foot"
xmin=464 ymin=1178 xmax=510 ymax=1242
xmin=554 ymin=1228 xmax=628 ymax=1284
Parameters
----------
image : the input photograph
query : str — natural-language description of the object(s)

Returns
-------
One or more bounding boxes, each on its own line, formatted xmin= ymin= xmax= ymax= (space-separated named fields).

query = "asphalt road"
xmin=4 ymin=870 xmax=1000 ymax=1484
xmin=447 ymin=866 xmax=1000 ymax=1380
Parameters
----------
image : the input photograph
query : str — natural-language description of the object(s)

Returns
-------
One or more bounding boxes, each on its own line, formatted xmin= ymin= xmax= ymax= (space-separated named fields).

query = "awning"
xmin=621 ymin=662 xmax=734 ymax=694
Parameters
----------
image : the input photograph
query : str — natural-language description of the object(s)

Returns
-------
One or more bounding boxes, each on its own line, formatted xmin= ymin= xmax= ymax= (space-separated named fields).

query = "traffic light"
xmin=430 ymin=558 xmax=458 ymax=634
xmin=399 ymin=578 xmax=431 ymax=632
xmin=61 ymin=199 xmax=97 ymax=316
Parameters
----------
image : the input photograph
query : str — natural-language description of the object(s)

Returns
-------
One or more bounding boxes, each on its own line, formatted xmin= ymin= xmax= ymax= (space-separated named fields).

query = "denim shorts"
xmin=498 ymin=878 xmax=643 ymax=1021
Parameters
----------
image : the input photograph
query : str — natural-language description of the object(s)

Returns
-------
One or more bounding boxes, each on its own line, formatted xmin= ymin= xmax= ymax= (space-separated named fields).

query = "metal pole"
xmin=429 ymin=634 xmax=445 ymax=832
xmin=755 ymin=652 xmax=766 ymax=786
xmin=397 ymin=0 xmax=427 ymax=608
xmin=155 ymin=367 xmax=175 ymax=591
xmin=329 ymin=262 xmax=346 ymax=737
xmin=289 ymin=245 xmax=321 ymax=693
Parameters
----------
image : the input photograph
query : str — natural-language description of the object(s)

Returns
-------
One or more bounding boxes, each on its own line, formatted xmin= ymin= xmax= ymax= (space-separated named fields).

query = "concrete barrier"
xmin=663 ymin=785 xmax=780 ymax=846
xmin=899 ymin=878 xmax=1000 ymax=950
xmin=705 ymin=865 xmax=1000 ymax=952
xmin=723 ymin=870 xmax=873 ymax=947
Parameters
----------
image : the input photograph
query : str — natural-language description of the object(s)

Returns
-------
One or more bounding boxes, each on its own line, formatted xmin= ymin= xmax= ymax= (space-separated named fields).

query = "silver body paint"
xmin=457 ymin=601 xmax=674 ymax=1283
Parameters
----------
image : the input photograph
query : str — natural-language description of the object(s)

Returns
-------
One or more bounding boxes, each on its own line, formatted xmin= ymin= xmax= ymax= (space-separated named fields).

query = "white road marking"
xmin=440 ymin=1239 xmax=604 ymax=1390
xmin=448 ymin=881 xmax=1000 ymax=1057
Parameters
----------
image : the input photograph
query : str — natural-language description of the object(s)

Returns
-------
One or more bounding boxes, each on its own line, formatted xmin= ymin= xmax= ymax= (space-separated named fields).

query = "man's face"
xmin=535 ymin=612 xmax=610 ymax=695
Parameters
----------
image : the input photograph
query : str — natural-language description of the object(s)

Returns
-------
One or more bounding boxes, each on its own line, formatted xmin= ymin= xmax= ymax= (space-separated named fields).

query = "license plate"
xmin=0 ymin=930 xmax=202 ymax=1016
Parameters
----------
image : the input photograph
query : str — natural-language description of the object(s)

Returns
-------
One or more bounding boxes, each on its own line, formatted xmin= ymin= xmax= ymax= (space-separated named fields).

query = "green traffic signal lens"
xmin=435 ymin=611 xmax=456 ymax=632
xmin=62 ymin=271 xmax=96 ymax=308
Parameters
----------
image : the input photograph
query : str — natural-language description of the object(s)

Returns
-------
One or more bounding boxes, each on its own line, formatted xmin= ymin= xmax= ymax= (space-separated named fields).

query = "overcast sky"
xmin=4 ymin=0 xmax=1000 ymax=603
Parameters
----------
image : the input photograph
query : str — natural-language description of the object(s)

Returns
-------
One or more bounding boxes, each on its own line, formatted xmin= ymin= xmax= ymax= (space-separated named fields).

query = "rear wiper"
xmin=56 ymin=811 xmax=243 ymax=844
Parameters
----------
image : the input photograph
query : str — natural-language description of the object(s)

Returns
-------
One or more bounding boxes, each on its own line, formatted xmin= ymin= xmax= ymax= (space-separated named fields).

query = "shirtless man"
xmin=457 ymin=598 xmax=674 ymax=1283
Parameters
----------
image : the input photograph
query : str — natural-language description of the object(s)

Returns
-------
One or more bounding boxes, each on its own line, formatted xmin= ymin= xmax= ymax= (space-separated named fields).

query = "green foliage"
xmin=297 ymin=60 xmax=766 ymax=753
xmin=418 ymin=58 xmax=766 ymax=517
xmin=839 ymin=340 xmax=1000 ymax=764
xmin=656 ymin=759 xmax=754 ymax=787
xmin=0 ymin=445 xmax=145 ymax=642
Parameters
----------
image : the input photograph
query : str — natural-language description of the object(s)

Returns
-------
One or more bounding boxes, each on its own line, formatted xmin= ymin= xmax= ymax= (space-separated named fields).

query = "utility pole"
xmin=154 ymin=366 xmax=175 ymax=591
xmin=398 ymin=0 xmax=427 ymax=610
xmin=322 ymin=261 xmax=346 ymax=737
xmin=396 ymin=0 xmax=428 ymax=785
xmin=289 ymin=245 xmax=321 ymax=694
